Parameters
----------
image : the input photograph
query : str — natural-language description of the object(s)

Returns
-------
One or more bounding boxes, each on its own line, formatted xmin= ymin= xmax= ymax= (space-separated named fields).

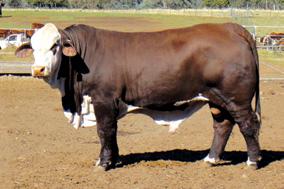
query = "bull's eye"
xmin=50 ymin=44 xmax=58 ymax=55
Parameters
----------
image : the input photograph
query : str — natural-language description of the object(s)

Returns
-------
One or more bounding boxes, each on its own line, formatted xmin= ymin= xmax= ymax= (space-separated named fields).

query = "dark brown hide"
xmin=59 ymin=23 xmax=261 ymax=170
xmin=58 ymin=54 xmax=90 ymax=116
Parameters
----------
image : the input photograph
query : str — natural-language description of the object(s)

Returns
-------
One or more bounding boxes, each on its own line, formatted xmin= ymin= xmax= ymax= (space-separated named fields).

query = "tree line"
xmin=3 ymin=0 xmax=284 ymax=9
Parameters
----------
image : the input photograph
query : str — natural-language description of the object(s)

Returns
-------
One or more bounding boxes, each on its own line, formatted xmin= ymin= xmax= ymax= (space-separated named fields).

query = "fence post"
xmin=0 ymin=2 xmax=4 ymax=17
xmin=254 ymin=25 xmax=257 ymax=40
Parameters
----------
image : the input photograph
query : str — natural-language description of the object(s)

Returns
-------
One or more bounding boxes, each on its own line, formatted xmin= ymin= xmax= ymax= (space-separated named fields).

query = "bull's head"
xmin=15 ymin=23 xmax=77 ymax=87
xmin=15 ymin=23 xmax=96 ymax=129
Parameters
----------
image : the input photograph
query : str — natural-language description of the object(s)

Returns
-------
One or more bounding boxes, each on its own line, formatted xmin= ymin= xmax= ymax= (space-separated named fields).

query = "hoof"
xmin=168 ymin=125 xmax=179 ymax=133
xmin=203 ymin=161 xmax=215 ymax=167
xmin=203 ymin=154 xmax=219 ymax=166
xmin=245 ymin=164 xmax=258 ymax=170
xmin=94 ymin=158 xmax=121 ymax=171
xmin=246 ymin=158 xmax=259 ymax=170
xmin=95 ymin=159 xmax=112 ymax=171
xmin=94 ymin=164 xmax=108 ymax=173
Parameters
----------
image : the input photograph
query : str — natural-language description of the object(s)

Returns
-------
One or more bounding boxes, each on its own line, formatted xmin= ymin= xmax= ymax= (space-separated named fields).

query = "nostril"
xmin=40 ymin=67 xmax=45 ymax=73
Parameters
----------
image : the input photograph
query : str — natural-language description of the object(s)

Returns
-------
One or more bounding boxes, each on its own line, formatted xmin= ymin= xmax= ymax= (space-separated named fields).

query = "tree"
xmin=2 ymin=0 xmax=284 ymax=9
xmin=162 ymin=0 xmax=194 ymax=9
xmin=204 ymin=0 xmax=230 ymax=8
xmin=7 ymin=0 xmax=25 ymax=7
xmin=138 ymin=0 xmax=163 ymax=8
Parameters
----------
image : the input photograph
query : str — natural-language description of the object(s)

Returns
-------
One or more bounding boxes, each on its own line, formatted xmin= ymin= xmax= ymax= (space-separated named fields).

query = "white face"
xmin=15 ymin=23 xmax=77 ymax=94
xmin=30 ymin=23 xmax=62 ymax=82
xmin=32 ymin=44 xmax=61 ymax=75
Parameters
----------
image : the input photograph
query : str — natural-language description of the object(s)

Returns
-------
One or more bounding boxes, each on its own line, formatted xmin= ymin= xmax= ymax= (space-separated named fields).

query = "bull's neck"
xmin=65 ymin=25 xmax=97 ymax=65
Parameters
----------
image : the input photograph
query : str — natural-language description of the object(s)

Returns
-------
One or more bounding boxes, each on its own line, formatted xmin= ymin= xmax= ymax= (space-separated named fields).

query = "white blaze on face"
xmin=31 ymin=23 xmax=61 ymax=80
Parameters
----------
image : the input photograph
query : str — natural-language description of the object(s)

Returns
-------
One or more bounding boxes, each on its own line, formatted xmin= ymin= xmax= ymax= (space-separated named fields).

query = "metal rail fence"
xmin=243 ymin=26 xmax=284 ymax=51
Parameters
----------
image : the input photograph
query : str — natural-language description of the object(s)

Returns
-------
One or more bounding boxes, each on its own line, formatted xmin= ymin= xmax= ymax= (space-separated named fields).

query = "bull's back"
xmin=94 ymin=23 xmax=257 ymax=106
xmin=125 ymin=24 xmax=251 ymax=92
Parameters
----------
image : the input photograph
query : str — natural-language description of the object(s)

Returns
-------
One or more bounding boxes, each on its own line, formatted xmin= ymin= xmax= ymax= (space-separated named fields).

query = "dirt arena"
xmin=0 ymin=62 xmax=284 ymax=188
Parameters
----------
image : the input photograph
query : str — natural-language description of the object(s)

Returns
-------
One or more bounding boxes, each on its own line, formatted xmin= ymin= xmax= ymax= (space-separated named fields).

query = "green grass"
xmin=0 ymin=46 xmax=33 ymax=63
xmin=0 ymin=9 xmax=233 ymax=30
xmin=1 ymin=9 xmax=284 ymax=32
xmin=258 ymin=50 xmax=284 ymax=68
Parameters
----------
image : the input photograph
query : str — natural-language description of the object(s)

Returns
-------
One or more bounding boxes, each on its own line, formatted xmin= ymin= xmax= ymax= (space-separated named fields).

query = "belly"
xmin=64 ymin=95 xmax=209 ymax=132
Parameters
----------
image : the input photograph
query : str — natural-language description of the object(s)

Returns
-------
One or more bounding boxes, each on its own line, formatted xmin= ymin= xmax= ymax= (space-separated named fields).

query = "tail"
xmin=250 ymin=34 xmax=261 ymax=124
xmin=227 ymin=23 xmax=261 ymax=124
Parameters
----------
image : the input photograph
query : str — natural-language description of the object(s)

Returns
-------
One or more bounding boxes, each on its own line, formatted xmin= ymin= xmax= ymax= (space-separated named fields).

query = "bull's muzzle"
xmin=31 ymin=65 xmax=47 ymax=77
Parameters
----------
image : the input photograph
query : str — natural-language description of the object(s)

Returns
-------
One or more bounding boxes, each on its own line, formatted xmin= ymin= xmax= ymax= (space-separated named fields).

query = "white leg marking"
xmin=63 ymin=110 xmax=74 ymax=123
xmin=81 ymin=95 xmax=92 ymax=114
xmin=95 ymin=158 xmax=101 ymax=166
xmin=204 ymin=154 xmax=218 ymax=164
xmin=246 ymin=157 xmax=257 ymax=166
xmin=83 ymin=112 xmax=96 ymax=121
xmin=168 ymin=122 xmax=182 ymax=133
xmin=81 ymin=113 xmax=97 ymax=127
xmin=72 ymin=113 xmax=81 ymax=130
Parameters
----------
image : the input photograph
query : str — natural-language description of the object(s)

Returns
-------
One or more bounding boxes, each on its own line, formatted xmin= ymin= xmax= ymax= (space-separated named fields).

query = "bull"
xmin=16 ymin=23 xmax=261 ymax=170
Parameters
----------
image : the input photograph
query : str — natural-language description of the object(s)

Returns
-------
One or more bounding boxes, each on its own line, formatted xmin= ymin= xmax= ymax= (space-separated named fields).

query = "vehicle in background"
xmin=0 ymin=33 xmax=29 ymax=50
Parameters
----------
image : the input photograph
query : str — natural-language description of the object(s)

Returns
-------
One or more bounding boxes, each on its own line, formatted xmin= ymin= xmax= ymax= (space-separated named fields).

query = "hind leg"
xmin=204 ymin=104 xmax=235 ymax=165
xmin=236 ymin=109 xmax=261 ymax=167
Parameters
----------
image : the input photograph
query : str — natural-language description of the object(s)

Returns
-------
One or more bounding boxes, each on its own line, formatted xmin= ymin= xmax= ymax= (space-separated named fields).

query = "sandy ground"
xmin=0 ymin=63 xmax=284 ymax=188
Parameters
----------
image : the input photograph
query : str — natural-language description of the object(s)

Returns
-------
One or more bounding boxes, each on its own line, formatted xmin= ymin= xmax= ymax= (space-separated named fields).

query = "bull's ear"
xmin=62 ymin=42 xmax=77 ymax=57
xmin=15 ymin=42 xmax=33 ymax=58
xmin=59 ymin=29 xmax=77 ymax=57
xmin=62 ymin=46 xmax=77 ymax=57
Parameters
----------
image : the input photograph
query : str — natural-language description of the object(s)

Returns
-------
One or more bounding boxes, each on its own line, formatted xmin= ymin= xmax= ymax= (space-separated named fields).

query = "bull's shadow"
xmin=119 ymin=149 xmax=284 ymax=169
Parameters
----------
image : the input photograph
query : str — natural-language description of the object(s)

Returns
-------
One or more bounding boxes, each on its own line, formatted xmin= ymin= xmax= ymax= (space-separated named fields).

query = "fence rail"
xmin=257 ymin=45 xmax=284 ymax=51
xmin=0 ymin=62 xmax=31 ymax=74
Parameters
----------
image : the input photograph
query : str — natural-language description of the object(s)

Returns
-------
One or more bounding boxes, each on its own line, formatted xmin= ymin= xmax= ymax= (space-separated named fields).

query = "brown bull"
xmin=16 ymin=22 xmax=261 ymax=171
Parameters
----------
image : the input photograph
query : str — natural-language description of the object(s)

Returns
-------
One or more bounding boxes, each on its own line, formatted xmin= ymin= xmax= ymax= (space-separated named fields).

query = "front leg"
xmin=93 ymin=100 xmax=119 ymax=171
